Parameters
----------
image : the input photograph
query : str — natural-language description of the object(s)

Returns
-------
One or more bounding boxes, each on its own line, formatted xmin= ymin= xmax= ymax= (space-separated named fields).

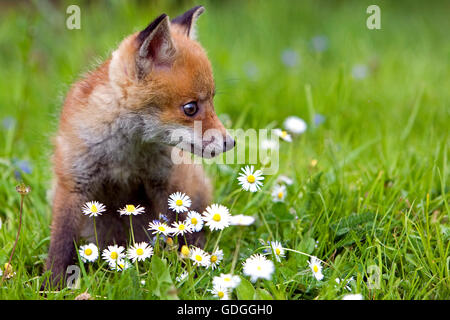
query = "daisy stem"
xmin=230 ymin=228 xmax=243 ymax=274
xmin=155 ymin=234 xmax=160 ymax=256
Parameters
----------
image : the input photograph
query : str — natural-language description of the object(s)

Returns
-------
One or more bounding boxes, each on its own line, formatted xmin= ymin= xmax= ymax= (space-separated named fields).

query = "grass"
xmin=0 ymin=0 xmax=449 ymax=299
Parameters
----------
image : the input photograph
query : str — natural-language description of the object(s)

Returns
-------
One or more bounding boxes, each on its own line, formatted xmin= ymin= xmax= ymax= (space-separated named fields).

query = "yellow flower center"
xmin=178 ymin=224 xmax=185 ymax=230
xmin=85 ymin=248 xmax=93 ymax=256
xmin=126 ymin=204 xmax=136 ymax=213
xmin=136 ymin=248 xmax=144 ymax=256
xmin=195 ymin=254 xmax=203 ymax=262
xmin=213 ymin=214 xmax=221 ymax=222
xmin=176 ymin=199 xmax=183 ymax=206
xmin=191 ymin=218 xmax=198 ymax=225
xmin=224 ymin=277 xmax=231 ymax=282
xmin=91 ymin=204 xmax=98 ymax=213
xmin=211 ymin=255 xmax=217 ymax=263
xmin=257 ymin=266 xmax=262 ymax=271
xmin=281 ymin=130 xmax=288 ymax=138
xmin=247 ymin=175 xmax=256 ymax=183
xmin=158 ymin=226 xmax=166 ymax=232
xmin=218 ymin=291 xmax=224 ymax=299
xmin=275 ymin=248 xmax=281 ymax=255
xmin=181 ymin=245 xmax=190 ymax=256
xmin=313 ymin=265 xmax=319 ymax=273
xmin=110 ymin=252 xmax=118 ymax=260
xmin=277 ymin=192 xmax=283 ymax=199
xmin=119 ymin=263 xmax=124 ymax=269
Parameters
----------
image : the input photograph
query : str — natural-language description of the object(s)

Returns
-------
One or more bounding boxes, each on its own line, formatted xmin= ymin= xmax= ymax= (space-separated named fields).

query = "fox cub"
xmin=45 ymin=6 xmax=235 ymax=287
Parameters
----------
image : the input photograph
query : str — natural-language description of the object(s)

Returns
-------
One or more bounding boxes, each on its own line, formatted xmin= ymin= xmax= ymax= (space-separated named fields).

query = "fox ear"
xmin=171 ymin=6 xmax=205 ymax=39
xmin=136 ymin=14 xmax=176 ymax=78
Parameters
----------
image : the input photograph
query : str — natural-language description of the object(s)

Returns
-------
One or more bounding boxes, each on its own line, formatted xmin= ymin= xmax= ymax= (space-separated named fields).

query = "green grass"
xmin=0 ymin=0 xmax=449 ymax=299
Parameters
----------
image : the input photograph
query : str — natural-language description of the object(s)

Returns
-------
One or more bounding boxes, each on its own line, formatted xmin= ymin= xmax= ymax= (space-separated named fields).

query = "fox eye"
xmin=182 ymin=102 xmax=198 ymax=116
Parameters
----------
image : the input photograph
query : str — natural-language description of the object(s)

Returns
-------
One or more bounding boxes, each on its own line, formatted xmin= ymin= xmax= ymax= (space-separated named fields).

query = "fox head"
xmin=109 ymin=6 xmax=235 ymax=158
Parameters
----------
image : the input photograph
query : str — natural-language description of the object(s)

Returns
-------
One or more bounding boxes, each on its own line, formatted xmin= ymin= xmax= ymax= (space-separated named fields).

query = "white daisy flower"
xmin=176 ymin=271 xmax=189 ymax=283
xmin=186 ymin=211 xmax=204 ymax=232
xmin=79 ymin=243 xmax=99 ymax=263
xmin=211 ymin=283 xmax=230 ymax=300
xmin=148 ymin=221 xmax=171 ymax=236
xmin=237 ymin=165 xmax=264 ymax=192
xmin=171 ymin=220 xmax=193 ymax=236
xmin=342 ymin=293 xmax=364 ymax=300
xmin=283 ymin=116 xmax=307 ymax=135
xmin=109 ymin=258 xmax=130 ymax=271
xmin=168 ymin=192 xmax=191 ymax=213
xmin=270 ymin=241 xmax=285 ymax=262
xmin=102 ymin=245 xmax=125 ymax=265
xmin=242 ymin=254 xmax=275 ymax=282
xmin=308 ymin=256 xmax=324 ymax=281
xmin=190 ymin=247 xmax=211 ymax=268
xmin=230 ymin=214 xmax=255 ymax=226
xmin=213 ymin=273 xmax=241 ymax=289
xmin=276 ymin=175 xmax=293 ymax=185
xmin=118 ymin=204 xmax=145 ymax=216
xmin=202 ymin=204 xmax=231 ymax=231
xmin=274 ymin=128 xmax=292 ymax=142
xmin=209 ymin=248 xmax=224 ymax=270
xmin=127 ymin=242 xmax=153 ymax=262
xmin=180 ymin=245 xmax=191 ymax=259
xmin=271 ymin=184 xmax=287 ymax=202
xmin=82 ymin=201 xmax=106 ymax=218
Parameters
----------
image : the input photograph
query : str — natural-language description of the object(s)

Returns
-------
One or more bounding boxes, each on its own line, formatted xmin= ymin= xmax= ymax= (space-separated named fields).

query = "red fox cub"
xmin=45 ymin=6 xmax=235 ymax=287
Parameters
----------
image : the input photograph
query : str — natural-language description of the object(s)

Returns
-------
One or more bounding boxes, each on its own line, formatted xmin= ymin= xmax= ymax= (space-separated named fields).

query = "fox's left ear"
xmin=135 ymin=14 xmax=176 ymax=78
xmin=171 ymin=5 xmax=205 ymax=39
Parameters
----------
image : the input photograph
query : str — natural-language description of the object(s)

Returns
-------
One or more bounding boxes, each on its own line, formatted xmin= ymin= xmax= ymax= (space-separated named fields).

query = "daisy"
xmin=176 ymin=271 xmax=189 ymax=283
xmin=230 ymin=214 xmax=255 ymax=226
xmin=109 ymin=258 xmax=130 ymax=271
xmin=190 ymin=247 xmax=211 ymax=268
xmin=209 ymin=248 xmax=224 ymax=270
xmin=148 ymin=221 xmax=171 ymax=236
xmin=237 ymin=165 xmax=264 ymax=192
xmin=271 ymin=184 xmax=287 ymax=202
xmin=118 ymin=204 xmax=145 ymax=216
xmin=269 ymin=241 xmax=285 ymax=262
xmin=242 ymin=254 xmax=275 ymax=282
xmin=79 ymin=243 xmax=99 ymax=263
xmin=274 ymin=128 xmax=292 ymax=142
xmin=102 ymin=245 xmax=125 ymax=265
xmin=283 ymin=116 xmax=307 ymax=135
xmin=186 ymin=211 xmax=204 ymax=232
xmin=168 ymin=192 xmax=191 ymax=213
xmin=260 ymin=139 xmax=278 ymax=150
xmin=202 ymin=204 xmax=231 ymax=231
xmin=213 ymin=273 xmax=241 ymax=289
xmin=171 ymin=220 xmax=192 ymax=236
xmin=127 ymin=242 xmax=153 ymax=262
xmin=308 ymin=256 xmax=324 ymax=281
xmin=211 ymin=283 xmax=230 ymax=300
xmin=82 ymin=201 xmax=106 ymax=218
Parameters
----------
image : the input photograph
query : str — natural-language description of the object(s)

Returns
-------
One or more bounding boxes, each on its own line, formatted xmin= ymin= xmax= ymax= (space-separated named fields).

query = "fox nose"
xmin=223 ymin=135 xmax=235 ymax=152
